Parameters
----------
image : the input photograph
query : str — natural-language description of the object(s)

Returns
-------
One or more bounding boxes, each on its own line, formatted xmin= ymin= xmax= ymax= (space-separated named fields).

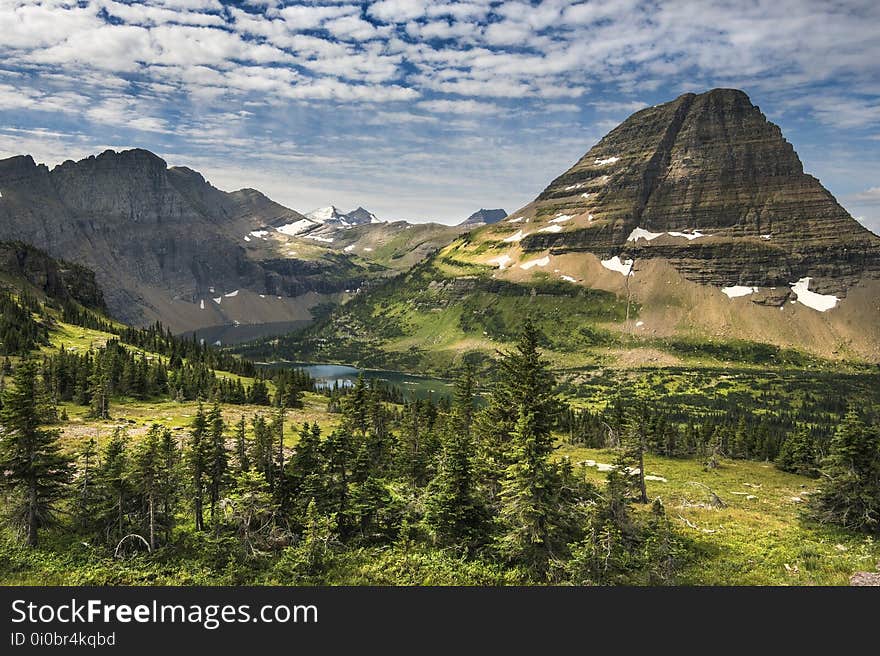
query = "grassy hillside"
xmin=238 ymin=255 xmax=848 ymax=377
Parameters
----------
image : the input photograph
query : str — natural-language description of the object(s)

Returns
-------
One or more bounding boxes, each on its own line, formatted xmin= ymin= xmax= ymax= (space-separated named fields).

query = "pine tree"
xmin=157 ymin=427 xmax=181 ymax=543
xmin=492 ymin=321 xmax=571 ymax=578
xmin=206 ymin=403 xmax=228 ymax=525
xmin=250 ymin=414 xmax=275 ymax=491
xmin=809 ymin=410 xmax=880 ymax=533
xmin=776 ymin=427 xmax=818 ymax=477
xmin=0 ymin=359 xmax=72 ymax=547
xmin=475 ymin=319 xmax=560 ymax=506
xmin=620 ymin=399 xmax=650 ymax=504
xmin=425 ymin=367 xmax=487 ymax=552
xmin=130 ymin=424 xmax=169 ymax=550
xmin=284 ymin=422 xmax=324 ymax=524
xmin=187 ymin=403 xmax=209 ymax=531
xmin=97 ymin=427 xmax=131 ymax=541
xmin=87 ymin=354 xmax=112 ymax=419
xmin=76 ymin=437 xmax=99 ymax=531
xmin=235 ymin=415 xmax=250 ymax=473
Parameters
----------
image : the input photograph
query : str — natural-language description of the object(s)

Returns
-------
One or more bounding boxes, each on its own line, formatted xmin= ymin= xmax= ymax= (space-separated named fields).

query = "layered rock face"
xmin=0 ymin=149 xmax=346 ymax=326
xmin=514 ymin=89 xmax=880 ymax=296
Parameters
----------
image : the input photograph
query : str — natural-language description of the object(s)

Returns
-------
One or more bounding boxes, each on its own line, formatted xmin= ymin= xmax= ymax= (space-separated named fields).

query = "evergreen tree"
xmin=776 ymin=427 xmax=818 ymax=477
xmin=475 ymin=319 xmax=561 ymax=506
xmin=250 ymin=414 xmax=275 ymax=491
xmin=206 ymin=403 xmax=228 ymax=525
xmin=492 ymin=321 xmax=572 ymax=578
xmin=87 ymin=354 xmax=112 ymax=419
xmin=425 ymin=367 xmax=487 ymax=552
xmin=235 ymin=415 xmax=250 ymax=473
xmin=97 ymin=427 xmax=131 ymax=541
xmin=809 ymin=410 xmax=880 ymax=533
xmin=130 ymin=424 xmax=170 ymax=550
xmin=75 ymin=437 xmax=99 ymax=531
xmin=0 ymin=359 xmax=72 ymax=547
xmin=187 ymin=403 xmax=209 ymax=531
xmin=284 ymin=422 xmax=324 ymax=525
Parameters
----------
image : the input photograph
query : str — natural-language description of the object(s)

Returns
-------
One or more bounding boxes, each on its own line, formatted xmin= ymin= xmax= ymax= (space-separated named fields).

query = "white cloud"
xmin=854 ymin=187 xmax=880 ymax=204
xmin=417 ymin=99 xmax=498 ymax=114
xmin=368 ymin=0 xmax=430 ymax=23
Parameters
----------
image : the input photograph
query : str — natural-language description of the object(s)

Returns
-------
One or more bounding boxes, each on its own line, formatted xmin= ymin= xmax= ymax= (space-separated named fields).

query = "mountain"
xmin=305 ymin=205 xmax=384 ymax=226
xmin=249 ymin=89 xmax=880 ymax=370
xmin=459 ymin=208 xmax=507 ymax=227
xmin=0 ymin=149 xmax=361 ymax=332
xmin=0 ymin=240 xmax=106 ymax=312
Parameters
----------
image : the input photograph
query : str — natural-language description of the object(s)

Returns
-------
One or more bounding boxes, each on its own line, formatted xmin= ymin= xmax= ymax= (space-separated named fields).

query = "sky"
xmin=0 ymin=0 xmax=878 ymax=229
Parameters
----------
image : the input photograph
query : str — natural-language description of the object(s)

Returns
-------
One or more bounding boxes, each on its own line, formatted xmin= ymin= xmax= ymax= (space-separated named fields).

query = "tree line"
xmin=2 ymin=321 xmax=878 ymax=584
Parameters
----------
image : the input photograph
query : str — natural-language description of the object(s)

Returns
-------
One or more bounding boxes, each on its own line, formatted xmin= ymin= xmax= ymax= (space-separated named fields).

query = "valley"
xmin=1 ymin=88 xmax=879 ymax=588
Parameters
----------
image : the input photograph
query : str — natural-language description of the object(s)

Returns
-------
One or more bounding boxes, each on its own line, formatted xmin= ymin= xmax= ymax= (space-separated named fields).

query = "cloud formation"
xmin=0 ymin=1 xmax=878 ymax=225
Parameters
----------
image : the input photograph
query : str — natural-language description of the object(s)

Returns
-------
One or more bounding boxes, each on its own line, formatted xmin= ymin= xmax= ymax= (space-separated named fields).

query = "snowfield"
xmin=538 ymin=224 xmax=563 ymax=233
xmin=594 ymin=156 xmax=620 ymax=166
xmin=627 ymin=227 xmax=664 ymax=242
xmin=520 ymin=255 xmax=550 ymax=270
xmin=628 ymin=227 xmax=708 ymax=242
xmin=507 ymin=216 xmax=524 ymax=223
xmin=560 ymin=274 xmax=577 ymax=282
xmin=550 ymin=214 xmax=573 ymax=223
xmin=502 ymin=230 xmax=526 ymax=243
xmin=790 ymin=277 xmax=838 ymax=311
xmin=601 ymin=256 xmax=634 ymax=276
xmin=249 ymin=230 xmax=269 ymax=239
xmin=276 ymin=219 xmax=316 ymax=236
xmin=722 ymin=285 xmax=758 ymax=299
xmin=305 ymin=234 xmax=334 ymax=243
xmin=491 ymin=254 xmax=512 ymax=270
xmin=224 ymin=290 xmax=239 ymax=297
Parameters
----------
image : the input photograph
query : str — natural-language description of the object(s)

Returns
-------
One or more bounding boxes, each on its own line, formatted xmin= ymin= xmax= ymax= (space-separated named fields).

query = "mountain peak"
xmin=460 ymin=208 xmax=507 ymax=226
xmin=465 ymin=87 xmax=879 ymax=297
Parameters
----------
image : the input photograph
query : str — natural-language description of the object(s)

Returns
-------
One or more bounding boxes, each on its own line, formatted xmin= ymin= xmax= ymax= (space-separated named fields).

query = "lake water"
xmin=267 ymin=362 xmax=455 ymax=400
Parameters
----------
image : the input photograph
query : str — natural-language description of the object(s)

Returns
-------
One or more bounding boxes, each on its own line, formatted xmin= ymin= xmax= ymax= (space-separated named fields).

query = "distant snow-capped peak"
xmin=305 ymin=205 xmax=384 ymax=226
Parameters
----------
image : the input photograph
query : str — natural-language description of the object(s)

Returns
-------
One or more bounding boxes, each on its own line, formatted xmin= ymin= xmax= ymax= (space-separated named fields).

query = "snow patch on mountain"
xmin=601 ymin=256 xmax=634 ymax=276
xmin=520 ymin=256 xmax=550 ymax=270
xmin=491 ymin=254 xmax=513 ymax=270
xmin=539 ymin=224 xmax=563 ymax=233
xmin=276 ymin=219 xmax=316 ymax=236
xmin=502 ymin=230 xmax=526 ymax=243
xmin=628 ymin=227 xmax=708 ymax=242
xmin=594 ymin=156 xmax=620 ymax=166
xmin=722 ymin=285 xmax=758 ymax=298
xmin=550 ymin=214 xmax=573 ymax=223
xmin=790 ymin=277 xmax=838 ymax=311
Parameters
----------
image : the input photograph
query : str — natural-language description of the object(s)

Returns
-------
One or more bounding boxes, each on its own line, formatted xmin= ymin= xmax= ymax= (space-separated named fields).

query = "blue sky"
xmin=0 ymin=1 xmax=878 ymax=229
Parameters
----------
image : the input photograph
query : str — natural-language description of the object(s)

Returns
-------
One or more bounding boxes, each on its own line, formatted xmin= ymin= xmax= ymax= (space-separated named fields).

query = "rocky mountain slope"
xmin=258 ymin=89 xmax=880 ymax=369
xmin=0 ymin=240 xmax=106 ymax=312
xmin=459 ymin=208 xmax=507 ymax=226
xmin=472 ymin=88 xmax=880 ymax=300
xmin=0 ymin=150 xmax=464 ymax=334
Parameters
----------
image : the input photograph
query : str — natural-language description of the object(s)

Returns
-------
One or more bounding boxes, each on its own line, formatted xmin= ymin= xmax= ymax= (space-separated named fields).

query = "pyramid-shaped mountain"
xmin=479 ymin=88 xmax=879 ymax=297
